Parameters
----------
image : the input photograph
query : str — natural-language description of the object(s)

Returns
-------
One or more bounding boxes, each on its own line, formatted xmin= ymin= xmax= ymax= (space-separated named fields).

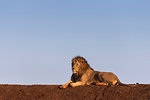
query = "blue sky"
xmin=0 ymin=0 xmax=150 ymax=84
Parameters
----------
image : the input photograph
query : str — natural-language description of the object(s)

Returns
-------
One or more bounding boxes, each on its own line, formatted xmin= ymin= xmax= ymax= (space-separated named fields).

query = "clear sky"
xmin=0 ymin=0 xmax=150 ymax=85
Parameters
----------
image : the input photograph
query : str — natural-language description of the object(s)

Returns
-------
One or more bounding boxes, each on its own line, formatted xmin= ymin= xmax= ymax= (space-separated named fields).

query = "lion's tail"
xmin=117 ymin=79 xmax=138 ymax=87
xmin=117 ymin=80 xmax=130 ymax=87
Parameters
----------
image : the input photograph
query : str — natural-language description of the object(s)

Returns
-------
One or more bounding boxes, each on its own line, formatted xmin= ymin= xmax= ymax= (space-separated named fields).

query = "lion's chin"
xmin=73 ymin=72 xmax=78 ymax=75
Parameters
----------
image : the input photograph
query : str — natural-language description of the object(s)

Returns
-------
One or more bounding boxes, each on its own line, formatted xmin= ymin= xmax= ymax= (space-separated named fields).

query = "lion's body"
xmin=60 ymin=56 xmax=128 ymax=89
xmin=71 ymin=69 xmax=121 ymax=86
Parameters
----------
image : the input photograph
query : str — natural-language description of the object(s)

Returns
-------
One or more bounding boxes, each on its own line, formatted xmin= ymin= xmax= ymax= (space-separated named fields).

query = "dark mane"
xmin=72 ymin=56 xmax=94 ymax=74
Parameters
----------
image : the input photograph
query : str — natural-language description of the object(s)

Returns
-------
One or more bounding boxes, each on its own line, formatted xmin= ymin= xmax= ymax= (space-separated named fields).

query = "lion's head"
xmin=71 ymin=56 xmax=93 ymax=76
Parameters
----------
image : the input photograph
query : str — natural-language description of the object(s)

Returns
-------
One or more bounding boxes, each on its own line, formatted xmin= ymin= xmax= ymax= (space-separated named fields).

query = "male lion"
xmin=60 ymin=56 xmax=128 ymax=89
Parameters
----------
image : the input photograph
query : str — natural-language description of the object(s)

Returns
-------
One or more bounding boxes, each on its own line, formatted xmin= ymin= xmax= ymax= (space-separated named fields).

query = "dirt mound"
xmin=0 ymin=84 xmax=150 ymax=100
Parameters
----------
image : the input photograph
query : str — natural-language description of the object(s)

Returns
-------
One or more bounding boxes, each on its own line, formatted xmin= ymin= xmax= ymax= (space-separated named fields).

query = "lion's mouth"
xmin=73 ymin=71 xmax=77 ymax=74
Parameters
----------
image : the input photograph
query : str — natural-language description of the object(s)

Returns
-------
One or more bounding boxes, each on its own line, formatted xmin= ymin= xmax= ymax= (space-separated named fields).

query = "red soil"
xmin=0 ymin=84 xmax=150 ymax=100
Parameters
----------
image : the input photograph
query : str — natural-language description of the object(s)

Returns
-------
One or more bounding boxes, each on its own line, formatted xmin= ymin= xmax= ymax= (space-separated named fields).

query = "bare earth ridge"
xmin=0 ymin=84 xmax=150 ymax=100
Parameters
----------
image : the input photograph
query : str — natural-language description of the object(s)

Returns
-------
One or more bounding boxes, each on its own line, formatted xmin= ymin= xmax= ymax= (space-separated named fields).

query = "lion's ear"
xmin=81 ymin=60 xmax=85 ymax=63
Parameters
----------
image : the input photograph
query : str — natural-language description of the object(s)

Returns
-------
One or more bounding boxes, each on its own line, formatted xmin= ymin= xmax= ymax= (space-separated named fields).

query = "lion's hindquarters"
xmin=98 ymin=72 xmax=119 ymax=85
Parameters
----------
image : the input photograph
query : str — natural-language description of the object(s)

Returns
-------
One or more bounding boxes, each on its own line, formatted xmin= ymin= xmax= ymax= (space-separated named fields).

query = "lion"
xmin=60 ymin=56 xmax=129 ymax=89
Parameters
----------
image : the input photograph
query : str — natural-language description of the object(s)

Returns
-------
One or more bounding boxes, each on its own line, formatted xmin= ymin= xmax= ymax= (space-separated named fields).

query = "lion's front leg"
xmin=59 ymin=80 xmax=72 ymax=89
xmin=70 ymin=82 xmax=85 ymax=87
